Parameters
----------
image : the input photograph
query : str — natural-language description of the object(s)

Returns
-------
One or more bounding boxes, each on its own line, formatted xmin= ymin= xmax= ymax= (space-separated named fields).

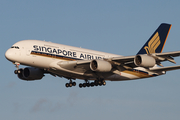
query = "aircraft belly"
xmin=48 ymin=69 xmax=94 ymax=80
xmin=106 ymin=72 xmax=134 ymax=81
xmin=48 ymin=61 xmax=95 ymax=80
xmin=23 ymin=56 xmax=54 ymax=68
xmin=106 ymin=71 xmax=153 ymax=81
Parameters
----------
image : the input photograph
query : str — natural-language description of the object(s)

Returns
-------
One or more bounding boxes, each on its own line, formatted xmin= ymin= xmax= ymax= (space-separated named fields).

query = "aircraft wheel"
xmin=95 ymin=83 xmax=98 ymax=86
xmin=65 ymin=83 xmax=69 ymax=88
xmin=94 ymin=81 xmax=98 ymax=86
xmin=14 ymin=70 xmax=21 ymax=74
xmin=86 ymin=83 xmax=90 ymax=87
xmin=83 ymin=83 xmax=86 ymax=87
xmin=72 ymin=82 xmax=76 ymax=86
xmin=90 ymin=82 xmax=94 ymax=87
xmin=14 ymin=70 xmax=18 ymax=74
xmin=98 ymin=80 xmax=102 ymax=86
xmin=102 ymin=81 xmax=106 ymax=86
xmin=79 ymin=83 xmax=83 ymax=88
xmin=69 ymin=83 xmax=72 ymax=87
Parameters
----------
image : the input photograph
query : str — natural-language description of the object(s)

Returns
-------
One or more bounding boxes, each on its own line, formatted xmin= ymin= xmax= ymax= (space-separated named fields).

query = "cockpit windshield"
xmin=11 ymin=46 xmax=20 ymax=49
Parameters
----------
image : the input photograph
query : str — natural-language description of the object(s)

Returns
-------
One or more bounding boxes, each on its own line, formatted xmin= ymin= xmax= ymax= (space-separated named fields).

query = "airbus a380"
xmin=5 ymin=23 xmax=180 ymax=88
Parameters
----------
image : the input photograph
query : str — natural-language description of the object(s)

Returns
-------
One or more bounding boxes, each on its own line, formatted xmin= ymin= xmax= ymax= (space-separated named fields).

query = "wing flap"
xmin=110 ymin=56 xmax=136 ymax=68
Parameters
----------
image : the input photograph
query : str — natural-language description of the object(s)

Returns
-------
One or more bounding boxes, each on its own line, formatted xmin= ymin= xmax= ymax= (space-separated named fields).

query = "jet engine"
xmin=134 ymin=55 xmax=156 ymax=68
xmin=90 ymin=60 xmax=112 ymax=72
xmin=17 ymin=67 xmax=44 ymax=81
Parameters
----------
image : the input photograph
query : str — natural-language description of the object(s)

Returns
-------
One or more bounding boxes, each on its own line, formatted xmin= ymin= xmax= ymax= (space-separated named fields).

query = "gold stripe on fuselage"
xmin=123 ymin=70 xmax=154 ymax=78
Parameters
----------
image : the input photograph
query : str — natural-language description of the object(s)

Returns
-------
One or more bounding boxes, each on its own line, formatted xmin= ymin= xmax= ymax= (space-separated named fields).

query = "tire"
xmin=65 ymin=83 xmax=69 ymax=87
xmin=69 ymin=83 xmax=72 ymax=87
xmin=79 ymin=83 xmax=83 ymax=88
xmin=72 ymin=82 xmax=76 ymax=86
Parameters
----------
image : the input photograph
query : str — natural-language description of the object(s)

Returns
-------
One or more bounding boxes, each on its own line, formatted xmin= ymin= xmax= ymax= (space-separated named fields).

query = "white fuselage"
xmin=5 ymin=40 xmax=163 ymax=81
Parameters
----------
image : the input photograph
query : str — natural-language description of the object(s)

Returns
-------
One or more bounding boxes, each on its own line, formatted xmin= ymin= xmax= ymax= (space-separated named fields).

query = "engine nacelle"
xmin=17 ymin=67 xmax=44 ymax=81
xmin=134 ymin=55 xmax=156 ymax=68
xmin=90 ymin=60 xmax=112 ymax=72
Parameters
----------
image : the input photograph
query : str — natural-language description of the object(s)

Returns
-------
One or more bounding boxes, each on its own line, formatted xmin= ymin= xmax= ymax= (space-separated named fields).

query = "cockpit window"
xmin=11 ymin=46 xmax=19 ymax=49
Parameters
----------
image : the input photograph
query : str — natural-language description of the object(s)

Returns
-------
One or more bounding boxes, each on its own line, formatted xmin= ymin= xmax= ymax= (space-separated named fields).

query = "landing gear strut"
xmin=65 ymin=79 xmax=76 ymax=88
xmin=14 ymin=62 xmax=21 ymax=74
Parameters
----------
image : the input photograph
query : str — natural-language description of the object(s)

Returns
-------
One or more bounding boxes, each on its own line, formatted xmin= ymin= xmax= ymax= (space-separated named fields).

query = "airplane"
xmin=5 ymin=23 xmax=180 ymax=88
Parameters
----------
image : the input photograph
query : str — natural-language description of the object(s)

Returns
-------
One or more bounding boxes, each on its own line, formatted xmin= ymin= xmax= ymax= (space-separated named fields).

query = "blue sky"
xmin=1 ymin=0 xmax=180 ymax=120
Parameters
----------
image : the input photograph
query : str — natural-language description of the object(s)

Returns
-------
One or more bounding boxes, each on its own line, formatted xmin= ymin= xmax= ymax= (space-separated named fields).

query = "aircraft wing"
xmin=153 ymin=51 xmax=180 ymax=64
xmin=58 ymin=51 xmax=180 ymax=71
xmin=110 ymin=56 xmax=136 ymax=68
xmin=155 ymin=51 xmax=180 ymax=57
xmin=110 ymin=56 xmax=135 ymax=63
xmin=149 ymin=65 xmax=180 ymax=72
xmin=49 ymin=51 xmax=180 ymax=76
xmin=110 ymin=51 xmax=180 ymax=68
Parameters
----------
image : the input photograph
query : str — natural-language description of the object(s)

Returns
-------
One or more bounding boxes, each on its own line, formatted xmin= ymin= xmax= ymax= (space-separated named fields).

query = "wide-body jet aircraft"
xmin=5 ymin=23 xmax=180 ymax=88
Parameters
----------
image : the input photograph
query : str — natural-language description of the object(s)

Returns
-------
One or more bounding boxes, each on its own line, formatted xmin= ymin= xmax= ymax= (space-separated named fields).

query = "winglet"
xmin=137 ymin=23 xmax=172 ymax=55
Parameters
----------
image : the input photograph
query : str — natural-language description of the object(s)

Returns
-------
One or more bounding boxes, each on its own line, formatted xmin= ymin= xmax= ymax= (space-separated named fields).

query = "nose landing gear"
xmin=14 ymin=62 xmax=21 ymax=74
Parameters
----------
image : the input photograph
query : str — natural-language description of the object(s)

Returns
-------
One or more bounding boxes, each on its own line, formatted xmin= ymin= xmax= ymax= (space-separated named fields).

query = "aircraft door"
xmin=26 ymin=48 xmax=31 ymax=56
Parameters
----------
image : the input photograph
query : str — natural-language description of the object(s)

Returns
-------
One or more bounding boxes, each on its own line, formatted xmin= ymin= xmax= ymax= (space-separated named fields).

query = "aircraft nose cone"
xmin=5 ymin=49 xmax=13 ymax=61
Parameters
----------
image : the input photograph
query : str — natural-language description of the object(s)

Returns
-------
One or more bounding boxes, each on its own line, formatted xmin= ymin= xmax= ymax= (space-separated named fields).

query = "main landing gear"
xmin=65 ymin=79 xmax=76 ymax=88
xmin=79 ymin=79 xmax=106 ymax=88
xmin=65 ymin=79 xmax=106 ymax=88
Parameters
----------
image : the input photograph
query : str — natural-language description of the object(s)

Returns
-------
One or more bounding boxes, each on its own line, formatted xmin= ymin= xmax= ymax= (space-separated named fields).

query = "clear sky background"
xmin=1 ymin=0 xmax=180 ymax=120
